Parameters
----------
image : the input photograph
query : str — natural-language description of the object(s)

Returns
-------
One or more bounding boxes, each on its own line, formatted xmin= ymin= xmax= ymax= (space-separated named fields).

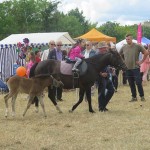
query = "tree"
xmin=97 ymin=21 xmax=138 ymax=42
xmin=53 ymin=12 xmax=85 ymax=37
xmin=68 ymin=8 xmax=95 ymax=34
xmin=142 ymin=21 xmax=150 ymax=39
xmin=98 ymin=21 xmax=124 ymax=42
xmin=0 ymin=1 xmax=16 ymax=39
xmin=40 ymin=0 xmax=60 ymax=32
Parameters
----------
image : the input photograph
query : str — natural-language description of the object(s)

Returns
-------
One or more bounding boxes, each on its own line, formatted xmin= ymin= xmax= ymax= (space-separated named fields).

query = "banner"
xmin=137 ymin=23 xmax=142 ymax=43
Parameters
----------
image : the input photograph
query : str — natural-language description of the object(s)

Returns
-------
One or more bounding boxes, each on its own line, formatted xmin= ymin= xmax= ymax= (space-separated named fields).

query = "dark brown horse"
xmin=32 ymin=50 xmax=127 ymax=113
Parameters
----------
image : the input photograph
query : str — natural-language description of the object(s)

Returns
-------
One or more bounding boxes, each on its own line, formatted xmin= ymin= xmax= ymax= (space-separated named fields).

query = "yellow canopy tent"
xmin=75 ymin=28 xmax=116 ymax=42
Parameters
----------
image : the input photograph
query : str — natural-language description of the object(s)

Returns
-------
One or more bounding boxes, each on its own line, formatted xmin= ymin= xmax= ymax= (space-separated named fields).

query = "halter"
xmin=50 ymin=75 xmax=64 ymax=88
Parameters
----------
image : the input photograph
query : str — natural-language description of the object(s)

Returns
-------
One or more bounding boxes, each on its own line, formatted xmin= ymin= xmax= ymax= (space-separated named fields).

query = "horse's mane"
xmin=85 ymin=52 xmax=109 ymax=63
xmin=85 ymin=50 xmax=120 ymax=63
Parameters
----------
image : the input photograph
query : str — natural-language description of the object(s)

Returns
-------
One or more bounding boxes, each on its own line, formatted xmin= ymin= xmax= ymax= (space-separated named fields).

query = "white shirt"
xmin=41 ymin=49 xmax=49 ymax=61
xmin=84 ymin=50 xmax=91 ymax=58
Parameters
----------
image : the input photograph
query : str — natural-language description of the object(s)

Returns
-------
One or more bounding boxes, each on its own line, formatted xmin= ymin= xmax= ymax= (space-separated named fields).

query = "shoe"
xmin=141 ymin=96 xmax=145 ymax=101
xmin=72 ymin=68 xmax=79 ymax=72
xmin=59 ymin=98 xmax=63 ymax=101
xmin=57 ymin=98 xmax=63 ymax=102
xmin=129 ymin=97 xmax=137 ymax=102
xmin=35 ymin=107 xmax=39 ymax=113
xmin=99 ymin=107 xmax=108 ymax=112
xmin=103 ymin=108 xmax=109 ymax=111
xmin=99 ymin=108 xmax=104 ymax=112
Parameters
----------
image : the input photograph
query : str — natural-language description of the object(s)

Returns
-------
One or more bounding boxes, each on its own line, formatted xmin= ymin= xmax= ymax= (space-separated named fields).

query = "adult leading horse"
xmin=33 ymin=50 xmax=127 ymax=113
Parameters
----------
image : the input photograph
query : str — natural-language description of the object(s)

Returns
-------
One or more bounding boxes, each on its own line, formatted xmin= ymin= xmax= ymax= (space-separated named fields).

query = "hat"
xmin=97 ymin=42 xmax=108 ymax=49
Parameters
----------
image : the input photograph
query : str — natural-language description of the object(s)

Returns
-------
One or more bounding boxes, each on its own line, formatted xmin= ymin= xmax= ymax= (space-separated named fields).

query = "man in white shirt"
xmin=41 ymin=40 xmax=56 ymax=61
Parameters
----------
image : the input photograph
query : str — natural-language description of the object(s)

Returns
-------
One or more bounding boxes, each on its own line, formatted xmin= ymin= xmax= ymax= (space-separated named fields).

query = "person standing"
xmin=82 ymin=41 xmax=96 ymax=58
xmin=31 ymin=50 xmax=42 ymax=110
xmin=120 ymin=34 xmax=148 ymax=102
xmin=82 ymin=41 xmax=96 ymax=97
xmin=107 ymin=43 xmax=118 ymax=91
xmin=41 ymin=40 xmax=56 ymax=61
xmin=96 ymin=42 xmax=115 ymax=112
xmin=47 ymin=40 xmax=63 ymax=101
xmin=140 ymin=46 xmax=150 ymax=85
xmin=35 ymin=50 xmax=41 ymax=63
xmin=26 ymin=52 xmax=35 ymax=78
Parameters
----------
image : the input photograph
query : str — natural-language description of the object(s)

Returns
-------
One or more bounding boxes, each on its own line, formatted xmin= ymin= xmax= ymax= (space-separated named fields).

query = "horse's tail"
xmin=29 ymin=62 xmax=38 ymax=78
xmin=5 ymin=77 xmax=10 ymax=82
xmin=5 ymin=75 xmax=14 ymax=82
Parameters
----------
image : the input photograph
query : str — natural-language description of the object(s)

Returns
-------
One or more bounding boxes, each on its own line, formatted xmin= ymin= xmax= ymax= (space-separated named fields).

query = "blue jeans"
xmin=98 ymin=78 xmax=114 ymax=109
xmin=126 ymin=68 xmax=144 ymax=98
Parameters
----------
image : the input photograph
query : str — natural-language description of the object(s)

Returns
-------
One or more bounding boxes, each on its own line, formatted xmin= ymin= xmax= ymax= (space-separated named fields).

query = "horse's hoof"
xmin=35 ymin=107 xmax=39 ymax=113
xmin=89 ymin=110 xmax=95 ymax=113
xmin=69 ymin=110 xmax=73 ymax=113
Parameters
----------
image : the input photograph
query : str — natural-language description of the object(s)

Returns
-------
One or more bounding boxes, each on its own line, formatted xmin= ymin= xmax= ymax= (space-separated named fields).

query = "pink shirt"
xmin=69 ymin=46 xmax=84 ymax=60
xmin=140 ymin=55 xmax=150 ymax=73
xmin=26 ymin=60 xmax=34 ymax=77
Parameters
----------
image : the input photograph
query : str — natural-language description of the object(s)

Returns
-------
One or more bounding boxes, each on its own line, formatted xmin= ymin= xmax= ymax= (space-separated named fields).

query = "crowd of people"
xmin=24 ymin=33 xmax=150 ymax=112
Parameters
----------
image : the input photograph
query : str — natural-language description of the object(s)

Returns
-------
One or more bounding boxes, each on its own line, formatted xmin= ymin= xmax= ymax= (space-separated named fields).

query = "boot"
xmin=72 ymin=66 xmax=79 ymax=72
xmin=72 ymin=59 xmax=81 ymax=72
xmin=129 ymin=97 xmax=137 ymax=102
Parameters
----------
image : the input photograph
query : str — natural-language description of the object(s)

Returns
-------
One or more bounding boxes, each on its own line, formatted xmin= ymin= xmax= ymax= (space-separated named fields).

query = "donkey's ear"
xmin=110 ymin=50 xmax=118 ymax=54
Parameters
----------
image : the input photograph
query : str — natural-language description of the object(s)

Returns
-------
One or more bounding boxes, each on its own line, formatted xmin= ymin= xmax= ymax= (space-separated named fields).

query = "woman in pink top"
xmin=140 ymin=45 xmax=150 ymax=84
xmin=69 ymin=39 xmax=86 ymax=71
xmin=26 ymin=52 xmax=35 ymax=78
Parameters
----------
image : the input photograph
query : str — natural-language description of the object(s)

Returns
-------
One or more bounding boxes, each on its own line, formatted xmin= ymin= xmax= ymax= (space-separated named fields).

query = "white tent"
xmin=0 ymin=32 xmax=75 ymax=81
xmin=116 ymin=39 xmax=146 ymax=52
xmin=0 ymin=32 xmax=75 ymax=45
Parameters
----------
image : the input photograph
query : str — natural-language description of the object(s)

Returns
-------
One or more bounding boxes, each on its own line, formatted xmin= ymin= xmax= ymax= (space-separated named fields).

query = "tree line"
xmin=0 ymin=0 xmax=150 ymax=42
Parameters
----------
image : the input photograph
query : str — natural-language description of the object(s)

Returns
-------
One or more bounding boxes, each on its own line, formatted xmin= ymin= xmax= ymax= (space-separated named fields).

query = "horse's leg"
xmin=4 ymin=91 xmax=15 ymax=118
xmin=48 ymin=86 xmax=62 ymax=113
xmin=32 ymin=96 xmax=39 ymax=113
xmin=22 ymin=96 xmax=34 ymax=117
xmin=69 ymin=88 xmax=85 ymax=112
xmin=37 ymin=95 xmax=47 ymax=118
xmin=85 ymin=87 xmax=95 ymax=113
xmin=11 ymin=93 xmax=18 ymax=117
xmin=4 ymin=93 xmax=10 ymax=118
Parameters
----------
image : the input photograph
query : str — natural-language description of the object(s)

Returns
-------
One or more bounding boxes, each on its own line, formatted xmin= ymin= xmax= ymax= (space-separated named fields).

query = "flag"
xmin=137 ymin=23 xmax=142 ymax=43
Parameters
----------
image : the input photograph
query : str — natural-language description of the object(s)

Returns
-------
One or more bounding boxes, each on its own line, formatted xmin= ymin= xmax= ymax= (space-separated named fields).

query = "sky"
xmin=0 ymin=0 xmax=149 ymax=26
xmin=57 ymin=0 xmax=149 ymax=26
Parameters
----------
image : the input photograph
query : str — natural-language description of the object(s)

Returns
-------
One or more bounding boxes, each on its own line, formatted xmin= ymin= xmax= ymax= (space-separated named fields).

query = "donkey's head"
xmin=109 ymin=50 xmax=128 ymax=71
xmin=51 ymin=76 xmax=64 ymax=88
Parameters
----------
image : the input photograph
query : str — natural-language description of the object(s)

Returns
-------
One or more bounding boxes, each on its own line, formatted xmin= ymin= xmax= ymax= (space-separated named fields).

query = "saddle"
xmin=60 ymin=60 xmax=88 ymax=76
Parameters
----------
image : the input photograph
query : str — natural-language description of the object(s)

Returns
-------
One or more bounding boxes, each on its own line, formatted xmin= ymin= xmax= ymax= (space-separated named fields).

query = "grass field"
xmin=0 ymin=83 xmax=150 ymax=150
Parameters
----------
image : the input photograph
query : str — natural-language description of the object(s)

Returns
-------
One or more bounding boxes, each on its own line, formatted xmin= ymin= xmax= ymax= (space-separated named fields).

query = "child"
xmin=26 ymin=52 xmax=35 ymax=78
xmin=69 ymin=39 xmax=85 ymax=71
xmin=35 ymin=50 xmax=41 ymax=63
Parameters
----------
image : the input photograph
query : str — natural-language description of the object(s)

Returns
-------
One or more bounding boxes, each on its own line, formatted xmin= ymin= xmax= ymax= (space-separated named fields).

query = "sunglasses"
xmin=50 ymin=44 xmax=55 ymax=46
xmin=57 ymin=45 xmax=62 ymax=46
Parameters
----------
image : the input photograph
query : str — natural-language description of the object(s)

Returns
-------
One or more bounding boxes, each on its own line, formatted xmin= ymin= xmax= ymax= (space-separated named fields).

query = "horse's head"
xmin=108 ymin=50 xmax=128 ymax=71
